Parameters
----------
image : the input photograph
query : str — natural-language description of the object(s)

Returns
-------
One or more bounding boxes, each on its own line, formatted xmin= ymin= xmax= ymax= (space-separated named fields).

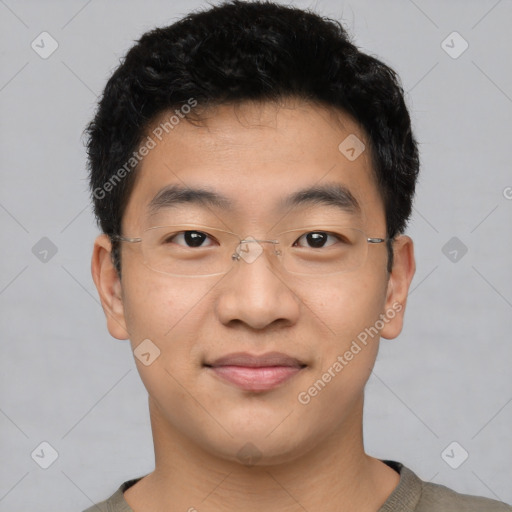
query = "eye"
xmin=294 ymin=231 xmax=344 ymax=249
xmin=165 ymin=230 xmax=216 ymax=248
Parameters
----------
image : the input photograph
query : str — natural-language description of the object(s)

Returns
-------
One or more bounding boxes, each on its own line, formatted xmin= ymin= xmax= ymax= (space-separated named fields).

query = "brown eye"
xmin=294 ymin=231 xmax=339 ymax=249
xmin=165 ymin=231 xmax=214 ymax=248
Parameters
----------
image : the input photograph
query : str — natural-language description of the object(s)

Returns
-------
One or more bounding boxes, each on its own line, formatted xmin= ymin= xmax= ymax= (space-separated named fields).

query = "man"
xmin=85 ymin=1 xmax=512 ymax=510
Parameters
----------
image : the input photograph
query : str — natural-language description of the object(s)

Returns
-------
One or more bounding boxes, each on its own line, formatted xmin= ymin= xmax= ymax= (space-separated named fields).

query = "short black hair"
xmin=85 ymin=0 xmax=419 ymax=277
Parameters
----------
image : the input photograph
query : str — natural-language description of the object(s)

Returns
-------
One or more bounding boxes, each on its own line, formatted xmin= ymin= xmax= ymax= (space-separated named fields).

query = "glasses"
xmin=112 ymin=224 xmax=387 ymax=277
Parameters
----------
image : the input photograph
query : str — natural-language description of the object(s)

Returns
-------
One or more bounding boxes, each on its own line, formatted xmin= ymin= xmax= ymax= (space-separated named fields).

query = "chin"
xmin=193 ymin=424 xmax=315 ymax=467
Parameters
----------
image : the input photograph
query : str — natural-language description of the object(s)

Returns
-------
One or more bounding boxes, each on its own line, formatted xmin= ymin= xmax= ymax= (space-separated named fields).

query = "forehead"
xmin=122 ymin=101 xmax=385 ymax=231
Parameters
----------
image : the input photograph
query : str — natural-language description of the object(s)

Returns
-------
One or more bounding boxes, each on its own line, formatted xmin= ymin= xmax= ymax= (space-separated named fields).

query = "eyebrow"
xmin=146 ymin=182 xmax=360 ymax=217
xmin=280 ymin=182 xmax=360 ymax=215
xmin=147 ymin=185 xmax=234 ymax=217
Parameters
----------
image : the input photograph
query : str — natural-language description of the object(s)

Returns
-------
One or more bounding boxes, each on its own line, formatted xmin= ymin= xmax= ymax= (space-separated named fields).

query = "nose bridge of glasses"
xmin=231 ymin=235 xmax=281 ymax=265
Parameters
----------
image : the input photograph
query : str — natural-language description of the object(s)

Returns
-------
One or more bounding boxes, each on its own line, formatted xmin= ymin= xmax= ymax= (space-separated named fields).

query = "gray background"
xmin=1 ymin=0 xmax=511 ymax=510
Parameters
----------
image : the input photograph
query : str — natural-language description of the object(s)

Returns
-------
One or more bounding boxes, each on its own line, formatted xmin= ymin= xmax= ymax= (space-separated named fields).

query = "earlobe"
xmin=380 ymin=235 xmax=416 ymax=340
xmin=91 ymin=234 xmax=130 ymax=340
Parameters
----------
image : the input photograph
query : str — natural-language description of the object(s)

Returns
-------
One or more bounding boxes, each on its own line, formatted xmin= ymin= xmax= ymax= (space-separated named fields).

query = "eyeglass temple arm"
xmin=111 ymin=235 xmax=142 ymax=243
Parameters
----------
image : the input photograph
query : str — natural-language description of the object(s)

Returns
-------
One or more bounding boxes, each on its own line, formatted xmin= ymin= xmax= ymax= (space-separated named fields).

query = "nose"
xmin=214 ymin=239 xmax=301 ymax=331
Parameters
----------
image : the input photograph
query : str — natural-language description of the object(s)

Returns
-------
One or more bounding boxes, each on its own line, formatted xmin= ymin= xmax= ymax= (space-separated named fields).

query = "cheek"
xmin=121 ymin=277 xmax=172 ymax=344
xmin=121 ymin=266 xmax=203 ymax=341
xmin=120 ymin=268 xmax=222 ymax=375
xmin=292 ymin=271 xmax=388 ymax=347
xmin=120 ymin=272 xmax=208 ymax=409
xmin=291 ymin=275 xmax=387 ymax=432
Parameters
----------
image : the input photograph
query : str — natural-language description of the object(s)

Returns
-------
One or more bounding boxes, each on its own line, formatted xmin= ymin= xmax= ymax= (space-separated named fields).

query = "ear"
xmin=91 ymin=234 xmax=130 ymax=340
xmin=380 ymin=235 xmax=416 ymax=340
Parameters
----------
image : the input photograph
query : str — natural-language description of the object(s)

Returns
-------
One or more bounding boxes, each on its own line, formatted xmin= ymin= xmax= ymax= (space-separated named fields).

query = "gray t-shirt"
xmin=83 ymin=460 xmax=512 ymax=511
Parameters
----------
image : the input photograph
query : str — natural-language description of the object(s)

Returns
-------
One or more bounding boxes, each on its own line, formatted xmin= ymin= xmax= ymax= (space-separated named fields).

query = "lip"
xmin=204 ymin=351 xmax=307 ymax=392
xmin=206 ymin=351 xmax=306 ymax=368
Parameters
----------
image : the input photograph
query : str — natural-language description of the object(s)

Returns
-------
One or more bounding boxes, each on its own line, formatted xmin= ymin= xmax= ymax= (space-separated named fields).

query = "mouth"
xmin=204 ymin=351 xmax=307 ymax=392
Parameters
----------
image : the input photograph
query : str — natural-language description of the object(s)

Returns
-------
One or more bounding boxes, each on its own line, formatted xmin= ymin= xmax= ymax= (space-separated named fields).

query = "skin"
xmin=91 ymin=99 xmax=415 ymax=512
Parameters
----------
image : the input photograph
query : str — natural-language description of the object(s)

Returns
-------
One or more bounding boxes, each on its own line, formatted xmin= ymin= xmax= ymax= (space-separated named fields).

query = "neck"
xmin=124 ymin=395 xmax=399 ymax=512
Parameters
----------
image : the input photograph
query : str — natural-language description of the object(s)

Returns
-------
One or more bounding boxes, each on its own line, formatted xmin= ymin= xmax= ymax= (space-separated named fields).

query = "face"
xmin=92 ymin=100 xmax=415 ymax=466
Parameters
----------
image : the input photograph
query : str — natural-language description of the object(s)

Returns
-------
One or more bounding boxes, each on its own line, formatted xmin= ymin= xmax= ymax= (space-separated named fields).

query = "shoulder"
xmin=383 ymin=460 xmax=512 ymax=512
xmin=418 ymin=478 xmax=512 ymax=512
xmin=81 ymin=475 xmax=145 ymax=512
